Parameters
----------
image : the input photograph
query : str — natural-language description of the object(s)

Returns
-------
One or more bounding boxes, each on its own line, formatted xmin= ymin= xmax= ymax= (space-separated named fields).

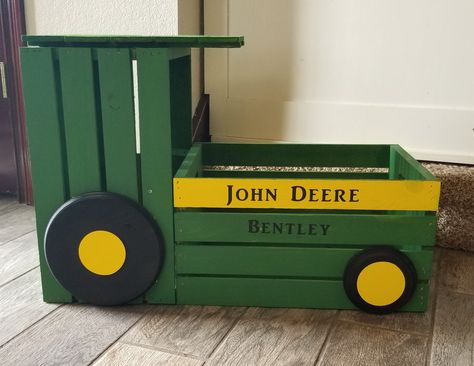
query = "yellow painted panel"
xmin=173 ymin=178 xmax=440 ymax=211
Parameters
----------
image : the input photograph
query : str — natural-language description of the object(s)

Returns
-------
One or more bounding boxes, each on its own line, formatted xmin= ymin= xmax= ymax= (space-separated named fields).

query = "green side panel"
xmin=390 ymin=145 xmax=437 ymax=180
xmin=20 ymin=48 xmax=72 ymax=302
xmin=170 ymin=54 xmax=192 ymax=172
xmin=174 ymin=212 xmax=437 ymax=246
xmin=136 ymin=48 xmax=175 ymax=303
xmin=58 ymin=48 xmax=103 ymax=196
xmin=175 ymin=144 xmax=203 ymax=178
xmin=175 ymin=245 xmax=433 ymax=280
xmin=24 ymin=35 xmax=245 ymax=49
xmin=177 ymin=276 xmax=429 ymax=312
xmin=97 ymin=48 xmax=139 ymax=201
xmin=201 ymin=143 xmax=390 ymax=168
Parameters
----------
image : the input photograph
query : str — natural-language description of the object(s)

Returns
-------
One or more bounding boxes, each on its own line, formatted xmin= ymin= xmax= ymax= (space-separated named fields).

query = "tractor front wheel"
xmin=343 ymin=247 xmax=417 ymax=314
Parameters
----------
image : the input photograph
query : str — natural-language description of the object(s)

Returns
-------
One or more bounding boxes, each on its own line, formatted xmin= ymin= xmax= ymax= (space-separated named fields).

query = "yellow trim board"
xmin=173 ymin=178 xmax=440 ymax=211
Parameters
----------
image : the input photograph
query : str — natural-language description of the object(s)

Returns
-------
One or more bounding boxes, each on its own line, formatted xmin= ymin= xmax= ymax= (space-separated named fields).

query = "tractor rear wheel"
xmin=45 ymin=192 xmax=163 ymax=305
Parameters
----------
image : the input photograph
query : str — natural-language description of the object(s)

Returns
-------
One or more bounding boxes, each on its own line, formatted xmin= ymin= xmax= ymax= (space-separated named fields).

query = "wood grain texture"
xmin=93 ymin=342 xmax=203 ymax=366
xmin=0 ymin=231 xmax=39 ymax=287
xmin=58 ymin=47 xmax=103 ymax=196
xmin=0 ymin=304 xmax=149 ymax=366
xmin=97 ymin=48 xmax=139 ymax=202
xmin=137 ymin=48 xmax=175 ymax=303
xmin=174 ymin=211 xmax=437 ymax=247
xmin=176 ymin=244 xmax=433 ymax=280
xmin=122 ymin=305 xmax=246 ymax=359
xmin=0 ymin=268 xmax=59 ymax=346
xmin=201 ymin=143 xmax=390 ymax=168
xmin=0 ymin=196 xmax=18 ymax=214
xmin=339 ymin=295 xmax=433 ymax=336
xmin=317 ymin=321 xmax=428 ymax=366
xmin=24 ymin=35 xmax=244 ymax=48
xmin=0 ymin=204 xmax=35 ymax=245
xmin=206 ymin=307 xmax=336 ymax=366
xmin=21 ymin=47 xmax=72 ymax=302
xmin=439 ymin=247 xmax=474 ymax=295
xmin=429 ymin=290 xmax=474 ymax=365
xmin=176 ymin=276 xmax=429 ymax=311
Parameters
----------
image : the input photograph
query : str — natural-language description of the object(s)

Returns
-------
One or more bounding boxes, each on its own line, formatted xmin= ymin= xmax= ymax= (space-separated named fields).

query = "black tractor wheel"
xmin=45 ymin=192 xmax=163 ymax=305
xmin=343 ymin=247 xmax=417 ymax=314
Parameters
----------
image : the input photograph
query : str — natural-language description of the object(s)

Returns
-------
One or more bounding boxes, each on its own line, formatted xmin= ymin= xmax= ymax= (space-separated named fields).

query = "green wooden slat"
xmin=177 ymin=276 xmax=429 ymax=311
xmin=169 ymin=53 xmax=192 ymax=174
xmin=170 ymin=55 xmax=192 ymax=163
xmin=390 ymin=145 xmax=437 ymax=180
xmin=174 ymin=212 xmax=437 ymax=246
xmin=23 ymin=35 xmax=245 ymax=49
xmin=201 ymin=143 xmax=390 ymax=168
xmin=97 ymin=48 xmax=139 ymax=201
xmin=137 ymin=48 xmax=175 ymax=303
xmin=58 ymin=48 xmax=103 ymax=195
xmin=176 ymin=245 xmax=433 ymax=280
xmin=20 ymin=48 xmax=72 ymax=302
xmin=175 ymin=145 xmax=202 ymax=178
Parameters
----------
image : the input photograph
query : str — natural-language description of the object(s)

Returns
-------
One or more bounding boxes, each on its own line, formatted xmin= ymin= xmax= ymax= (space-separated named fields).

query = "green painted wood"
xmin=58 ymin=48 xmax=103 ymax=195
xmin=201 ymin=143 xmax=390 ymax=168
xmin=175 ymin=145 xmax=202 ymax=178
xmin=20 ymin=48 xmax=72 ymax=302
xmin=168 ymin=48 xmax=192 ymax=60
xmin=23 ymin=35 xmax=244 ymax=49
xmin=176 ymin=276 xmax=429 ymax=311
xmin=170 ymin=54 xmax=192 ymax=172
xmin=174 ymin=212 xmax=437 ymax=246
xmin=97 ymin=48 xmax=139 ymax=201
xmin=390 ymin=145 xmax=437 ymax=180
xmin=202 ymin=170 xmax=389 ymax=180
xmin=136 ymin=48 xmax=175 ymax=304
xmin=176 ymin=245 xmax=433 ymax=280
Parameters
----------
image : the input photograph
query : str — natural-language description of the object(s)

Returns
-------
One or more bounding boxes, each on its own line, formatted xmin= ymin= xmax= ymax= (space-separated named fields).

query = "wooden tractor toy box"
xmin=21 ymin=36 xmax=440 ymax=314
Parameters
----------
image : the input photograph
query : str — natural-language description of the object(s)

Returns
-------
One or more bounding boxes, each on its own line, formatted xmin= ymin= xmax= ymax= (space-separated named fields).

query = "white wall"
xmin=205 ymin=0 xmax=474 ymax=164
xmin=25 ymin=0 xmax=178 ymax=35
xmin=24 ymin=0 xmax=203 ymax=118
xmin=178 ymin=0 xmax=202 ymax=112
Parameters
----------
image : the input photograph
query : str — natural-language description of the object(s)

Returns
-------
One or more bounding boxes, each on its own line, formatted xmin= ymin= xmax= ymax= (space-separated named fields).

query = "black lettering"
xmin=248 ymin=220 xmax=260 ymax=233
xmin=266 ymin=188 xmax=277 ymax=201
xmin=236 ymin=188 xmax=248 ymax=201
xmin=286 ymin=223 xmax=295 ymax=234
xmin=291 ymin=186 xmax=306 ymax=201
xmin=308 ymin=189 xmax=319 ymax=201
xmin=273 ymin=222 xmax=283 ymax=234
xmin=321 ymin=189 xmax=331 ymax=202
xmin=251 ymin=188 xmax=263 ymax=201
xmin=226 ymin=185 xmax=233 ymax=206
xmin=334 ymin=189 xmax=346 ymax=202
xmin=350 ymin=189 xmax=359 ymax=202
xmin=262 ymin=222 xmax=270 ymax=234
xmin=297 ymin=224 xmax=306 ymax=235
xmin=320 ymin=224 xmax=330 ymax=235
xmin=308 ymin=224 xmax=318 ymax=235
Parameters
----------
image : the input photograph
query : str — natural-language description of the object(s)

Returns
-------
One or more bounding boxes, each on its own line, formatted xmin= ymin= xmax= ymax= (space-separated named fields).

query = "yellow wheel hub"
xmin=356 ymin=261 xmax=406 ymax=306
xmin=78 ymin=230 xmax=126 ymax=276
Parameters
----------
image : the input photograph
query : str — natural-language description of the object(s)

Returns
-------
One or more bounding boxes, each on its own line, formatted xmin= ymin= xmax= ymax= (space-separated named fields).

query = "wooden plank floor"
xmin=0 ymin=196 xmax=472 ymax=366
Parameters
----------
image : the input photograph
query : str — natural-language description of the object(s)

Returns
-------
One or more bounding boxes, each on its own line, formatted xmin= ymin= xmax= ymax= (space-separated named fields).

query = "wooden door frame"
xmin=1 ymin=0 xmax=31 ymax=203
